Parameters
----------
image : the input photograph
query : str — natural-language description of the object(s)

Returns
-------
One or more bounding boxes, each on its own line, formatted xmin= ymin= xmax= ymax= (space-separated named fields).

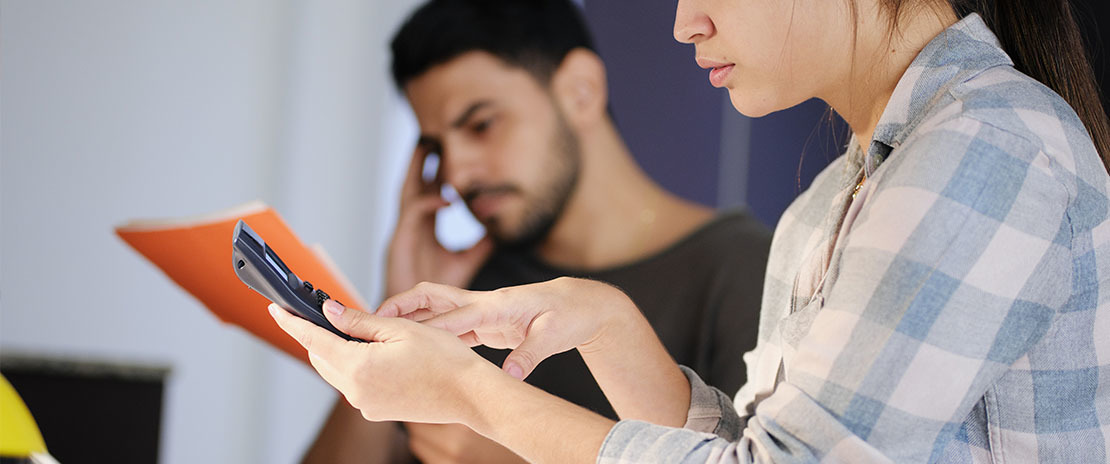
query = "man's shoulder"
xmin=699 ymin=209 xmax=772 ymax=242
xmin=471 ymin=209 xmax=772 ymax=290
xmin=651 ymin=209 xmax=772 ymax=274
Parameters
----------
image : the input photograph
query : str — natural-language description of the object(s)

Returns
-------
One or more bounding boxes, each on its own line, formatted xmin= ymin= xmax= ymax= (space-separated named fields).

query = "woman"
xmin=272 ymin=0 xmax=1110 ymax=461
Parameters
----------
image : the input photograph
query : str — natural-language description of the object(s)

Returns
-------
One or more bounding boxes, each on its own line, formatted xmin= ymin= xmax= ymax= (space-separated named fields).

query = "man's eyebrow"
xmin=450 ymin=100 xmax=493 ymax=129
xmin=416 ymin=135 xmax=441 ymax=152
xmin=416 ymin=100 xmax=493 ymax=151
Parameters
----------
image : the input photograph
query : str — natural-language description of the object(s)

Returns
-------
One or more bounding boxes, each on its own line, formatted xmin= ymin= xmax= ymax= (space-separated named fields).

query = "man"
xmin=304 ymin=1 xmax=770 ymax=462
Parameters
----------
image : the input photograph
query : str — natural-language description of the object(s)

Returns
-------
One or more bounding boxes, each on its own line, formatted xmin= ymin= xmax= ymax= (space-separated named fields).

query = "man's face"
xmin=405 ymin=51 xmax=581 ymax=248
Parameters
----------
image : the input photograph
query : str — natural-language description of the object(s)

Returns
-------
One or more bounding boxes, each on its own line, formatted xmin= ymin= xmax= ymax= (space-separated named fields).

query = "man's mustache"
xmin=462 ymin=184 xmax=522 ymax=203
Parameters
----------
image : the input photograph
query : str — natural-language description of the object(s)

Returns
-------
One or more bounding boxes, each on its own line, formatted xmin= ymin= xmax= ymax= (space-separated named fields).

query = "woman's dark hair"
xmin=390 ymin=0 xmax=595 ymax=89
xmin=878 ymin=0 xmax=1110 ymax=172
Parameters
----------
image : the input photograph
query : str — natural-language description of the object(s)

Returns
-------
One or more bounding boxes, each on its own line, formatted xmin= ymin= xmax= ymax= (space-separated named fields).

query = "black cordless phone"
xmin=232 ymin=220 xmax=363 ymax=342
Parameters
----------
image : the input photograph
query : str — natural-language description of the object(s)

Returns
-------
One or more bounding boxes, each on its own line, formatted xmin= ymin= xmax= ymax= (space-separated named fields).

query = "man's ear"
xmin=550 ymin=48 xmax=608 ymax=128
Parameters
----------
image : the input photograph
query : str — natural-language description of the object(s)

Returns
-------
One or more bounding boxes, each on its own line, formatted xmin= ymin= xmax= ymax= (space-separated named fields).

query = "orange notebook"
xmin=115 ymin=202 xmax=369 ymax=364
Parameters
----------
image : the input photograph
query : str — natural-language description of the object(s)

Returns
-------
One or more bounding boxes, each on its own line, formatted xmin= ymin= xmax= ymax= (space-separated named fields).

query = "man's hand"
xmin=406 ymin=423 xmax=526 ymax=464
xmin=386 ymin=148 xmax=493 ymax=297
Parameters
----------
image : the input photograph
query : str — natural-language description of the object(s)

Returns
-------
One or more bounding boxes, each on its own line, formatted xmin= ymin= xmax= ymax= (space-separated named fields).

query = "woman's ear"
xmin=550 ymin=48 xmax=608 ymax=128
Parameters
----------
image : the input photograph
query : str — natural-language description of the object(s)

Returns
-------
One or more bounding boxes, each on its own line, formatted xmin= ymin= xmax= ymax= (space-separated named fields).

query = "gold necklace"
xmin=852 ymin=175 xmax=866 ymax=199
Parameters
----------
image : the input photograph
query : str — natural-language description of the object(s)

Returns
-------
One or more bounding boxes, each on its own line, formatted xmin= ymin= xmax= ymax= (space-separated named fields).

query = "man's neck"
xmin=535 ymin=119 xmax=714 ymax=270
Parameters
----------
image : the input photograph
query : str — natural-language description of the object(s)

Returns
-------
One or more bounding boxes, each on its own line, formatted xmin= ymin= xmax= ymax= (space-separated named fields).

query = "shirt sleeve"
xmin=597 ymin=119 xmax=1073 ymax=463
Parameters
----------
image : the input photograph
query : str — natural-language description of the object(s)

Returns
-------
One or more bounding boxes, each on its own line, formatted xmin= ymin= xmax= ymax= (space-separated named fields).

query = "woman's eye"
xmin=472 ymin=118 xmax=493 ymax=134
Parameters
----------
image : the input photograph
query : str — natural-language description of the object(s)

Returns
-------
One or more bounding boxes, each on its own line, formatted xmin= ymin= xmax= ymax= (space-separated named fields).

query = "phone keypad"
xmin=303 ymin=280 xmax=341 ymax=311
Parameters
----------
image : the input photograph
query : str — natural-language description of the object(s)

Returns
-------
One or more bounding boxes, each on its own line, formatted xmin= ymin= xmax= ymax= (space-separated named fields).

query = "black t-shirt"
xmin=469 ymin=210 xmax=771 ymax=419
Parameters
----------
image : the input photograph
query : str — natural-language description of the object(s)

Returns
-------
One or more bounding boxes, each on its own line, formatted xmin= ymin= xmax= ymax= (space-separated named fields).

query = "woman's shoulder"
xmin=909 ymin=65 xmax=1102 ymax=190
xmin=872 ymin=65 xmax=1110 ymax=243
xmin=879 ymin=65 xmax=1101 ymax=196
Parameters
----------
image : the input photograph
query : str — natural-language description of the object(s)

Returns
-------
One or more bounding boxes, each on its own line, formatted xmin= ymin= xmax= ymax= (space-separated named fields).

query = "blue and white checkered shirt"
xmin=599 ymin=14 xmax=1110 ymax=463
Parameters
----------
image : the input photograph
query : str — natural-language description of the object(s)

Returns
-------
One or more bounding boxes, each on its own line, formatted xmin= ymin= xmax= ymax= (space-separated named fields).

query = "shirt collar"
xmin=860 ymin=13 xmax=1014 ymax=175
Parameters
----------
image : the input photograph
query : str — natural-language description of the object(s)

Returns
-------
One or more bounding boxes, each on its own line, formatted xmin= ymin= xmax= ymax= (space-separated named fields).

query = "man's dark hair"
xmin=390 ymin=0 xmax=596 ymax=89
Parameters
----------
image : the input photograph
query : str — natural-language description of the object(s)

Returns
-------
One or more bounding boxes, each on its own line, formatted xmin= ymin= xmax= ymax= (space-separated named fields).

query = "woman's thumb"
xmin=502 ymin=335 xmax=562 ymax=380
xmin=323 ymin=299 xmax=401 ymax=341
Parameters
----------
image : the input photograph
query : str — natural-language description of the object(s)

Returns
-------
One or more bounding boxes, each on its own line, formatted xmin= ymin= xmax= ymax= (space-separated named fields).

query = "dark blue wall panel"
xmin=582 ymin=3 xmax=844 ymax=226
xmin=583 ymin=1 xmax=722 ymax=207
xmin=746 ymin=100 xmax=847 ymax=227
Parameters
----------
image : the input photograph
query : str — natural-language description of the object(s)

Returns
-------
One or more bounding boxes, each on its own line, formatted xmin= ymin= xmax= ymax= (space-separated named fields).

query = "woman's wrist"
xmin=460 ymin=363 xmax=616 ymax=463
xmin=451 ymin=355 xmax=510 ymax=430
xmin=570 ymin=279 xmax=691 ymax=426
xmin=574 ymin=278 xmax=641 ymax=356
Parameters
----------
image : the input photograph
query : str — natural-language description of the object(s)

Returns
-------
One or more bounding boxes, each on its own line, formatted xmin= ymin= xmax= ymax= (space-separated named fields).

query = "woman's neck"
xmin=823 ymin=7 xmax=959 ymax=152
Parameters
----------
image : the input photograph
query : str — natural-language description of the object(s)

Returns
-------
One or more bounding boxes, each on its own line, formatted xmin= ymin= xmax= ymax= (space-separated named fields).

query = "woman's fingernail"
xmin=268 ymin=304 xmax=279 ymax=318
xmin=505 ymin=363 xmax=524 ymax=380
xmin=323 ymin=299 xmax=344 ymax=317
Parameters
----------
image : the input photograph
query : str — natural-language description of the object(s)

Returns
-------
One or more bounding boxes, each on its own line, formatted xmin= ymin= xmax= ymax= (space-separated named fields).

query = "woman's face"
xmin=674 ymin=0 xmax=856 ymax=117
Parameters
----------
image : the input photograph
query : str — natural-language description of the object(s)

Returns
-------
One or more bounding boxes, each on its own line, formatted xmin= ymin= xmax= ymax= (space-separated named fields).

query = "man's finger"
xmin=401 ymin=146 xmax=431 ymax=199
xmin=399 ymin=195 xmax=451 ymax=225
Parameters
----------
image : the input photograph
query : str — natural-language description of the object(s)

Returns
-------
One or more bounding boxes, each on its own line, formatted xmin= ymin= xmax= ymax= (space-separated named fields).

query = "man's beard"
xmin=483 ymin=110 xmax=581 ymax=251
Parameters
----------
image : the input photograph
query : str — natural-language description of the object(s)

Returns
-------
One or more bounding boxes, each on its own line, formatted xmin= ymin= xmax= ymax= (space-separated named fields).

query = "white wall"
xmin=1 ymin=1 xmax=419 ymax=462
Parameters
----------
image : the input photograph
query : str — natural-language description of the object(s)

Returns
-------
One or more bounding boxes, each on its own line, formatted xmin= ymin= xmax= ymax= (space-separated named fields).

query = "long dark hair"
xmin=879 ymin=0 xmax=1110 ymax=173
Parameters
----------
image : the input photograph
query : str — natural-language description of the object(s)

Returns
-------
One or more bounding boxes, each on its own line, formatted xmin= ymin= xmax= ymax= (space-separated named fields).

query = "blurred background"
xmin=1 ymin=1 xmax=1105 ymax=463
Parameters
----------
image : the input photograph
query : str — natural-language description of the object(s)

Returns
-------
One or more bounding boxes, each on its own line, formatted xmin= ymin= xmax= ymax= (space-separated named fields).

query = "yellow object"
xmin=0 ymin=374 xmax=48 ymax=457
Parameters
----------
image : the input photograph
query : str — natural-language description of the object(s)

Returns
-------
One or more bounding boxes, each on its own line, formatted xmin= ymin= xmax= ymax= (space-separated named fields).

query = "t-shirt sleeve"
xmin=704 ymin=217 xmax=771 ymax=397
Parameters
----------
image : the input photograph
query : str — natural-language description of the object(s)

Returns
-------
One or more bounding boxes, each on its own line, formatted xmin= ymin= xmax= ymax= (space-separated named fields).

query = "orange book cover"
xmin=115 ymin=202 xmax=368 ymax=364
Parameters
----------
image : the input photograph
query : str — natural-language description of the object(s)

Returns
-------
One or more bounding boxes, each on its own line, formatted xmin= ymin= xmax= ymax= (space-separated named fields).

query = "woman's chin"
xmin=727 ymin=91 xmax=801 ymax=119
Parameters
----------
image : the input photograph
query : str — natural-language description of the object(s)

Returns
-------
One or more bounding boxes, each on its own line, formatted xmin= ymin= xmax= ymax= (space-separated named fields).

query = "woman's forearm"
xmin=460 ymin=363 xmax=616 ymax=464
xmin=578 ymin=287 xmax=692 ymax=427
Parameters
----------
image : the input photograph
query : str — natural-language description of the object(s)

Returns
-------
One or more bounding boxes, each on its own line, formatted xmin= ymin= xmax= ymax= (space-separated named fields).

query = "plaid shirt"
xmin=599 ymin=14 xmax=1110 ymax=463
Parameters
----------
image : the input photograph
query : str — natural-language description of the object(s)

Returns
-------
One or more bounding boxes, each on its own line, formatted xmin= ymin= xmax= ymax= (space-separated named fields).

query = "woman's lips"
xmin=709 ymin=64 xmax=735 ymax=87
xmin=696 ymin=57 xmax=735 ymax=88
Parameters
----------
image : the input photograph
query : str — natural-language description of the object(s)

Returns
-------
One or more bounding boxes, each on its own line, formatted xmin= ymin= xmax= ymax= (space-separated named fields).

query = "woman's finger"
xmin=377 ymin=282 xmax=473 ymax=318
xmin=458 ymin=331 xmax=481 ymax=347
xmin=269 ymin=304 xmax=347 ymax=362
xmin=400 ymin=308 xmax=437 ymax=322
xmin=323 ymin=299 xmax=415 ymax=342
xmin=307 ymin=351 xmax=347 ymax=392
xmin=421 ymin=303 xmax=489 ymax=337
xmin=502 ymin=315 xmax=570 ymax=380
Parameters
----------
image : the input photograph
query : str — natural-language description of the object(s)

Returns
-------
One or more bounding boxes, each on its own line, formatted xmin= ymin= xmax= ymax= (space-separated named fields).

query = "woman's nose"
xmin=673 ymin=0 xmax=715 ymax=44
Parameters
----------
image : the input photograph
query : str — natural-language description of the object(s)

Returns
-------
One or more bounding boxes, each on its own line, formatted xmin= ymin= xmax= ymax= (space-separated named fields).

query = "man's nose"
xmin=439 ymin=143 xmax=485 ymax=193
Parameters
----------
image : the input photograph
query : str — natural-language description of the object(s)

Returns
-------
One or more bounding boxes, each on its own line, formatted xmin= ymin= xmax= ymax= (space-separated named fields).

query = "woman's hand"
xmin=273 ymin=297 xmax=619 ymax=464
xmin=268 ymin=300 xmax=502 ymax=425
xmin=376 ymin=277 xmax=637 ymax=380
